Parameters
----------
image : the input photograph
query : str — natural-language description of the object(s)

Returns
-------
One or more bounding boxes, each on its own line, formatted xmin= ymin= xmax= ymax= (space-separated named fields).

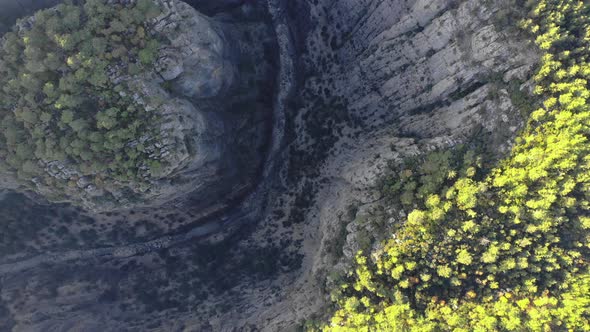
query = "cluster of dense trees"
xmin=323 ymin=0 xmax=590 ymax=330
xmin=379 ymin=147 xmax=485 ymax=210
xmin=0 ymin=0 xmax=166 ymax=200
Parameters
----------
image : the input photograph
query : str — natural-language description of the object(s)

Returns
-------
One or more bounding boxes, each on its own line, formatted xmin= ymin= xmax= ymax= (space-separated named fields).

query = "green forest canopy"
xmin=322 ymin=0 xmax=590 ymax=331
xmin=0 ymin=0 xmax=166 ymax=202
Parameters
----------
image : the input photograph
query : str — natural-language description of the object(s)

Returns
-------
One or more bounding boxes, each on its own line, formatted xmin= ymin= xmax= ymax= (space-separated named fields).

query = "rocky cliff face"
xmin=92 ymin=0 xmax=242 ymax=211
xmin=0 ymin=0 xmax=539 ymax=331
xmin=211 ymin=0 xmax=538 ymax=329
xmin=0 ymin=0 xmax=274 ymax=212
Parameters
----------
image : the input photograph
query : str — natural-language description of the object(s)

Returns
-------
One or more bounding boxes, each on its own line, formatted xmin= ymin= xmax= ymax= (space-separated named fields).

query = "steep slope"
xmin=230 ymin=0 xmax=539 ymax=330
xmin=0 ymin=0 xmax=271 ymax=213
xmin=322 ymin=0 xmax=590 ymax=329
xmin=0 ymin=0 xmax=542 ymax=331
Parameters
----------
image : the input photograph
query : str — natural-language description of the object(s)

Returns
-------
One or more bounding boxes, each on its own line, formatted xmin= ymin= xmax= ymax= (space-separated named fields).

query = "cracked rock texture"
xmin=0 ymin=0 xmax=270 ymax=212
xmin=219 ymin=0 xmax=538 ymax=330
xmin=154 ymin=1 xmax=237 ymax=98
xmin=0 ymin=0 xmax=540 ymax=331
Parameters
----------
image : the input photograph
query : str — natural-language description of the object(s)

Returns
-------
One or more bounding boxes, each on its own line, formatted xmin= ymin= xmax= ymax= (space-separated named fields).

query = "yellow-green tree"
xmin=323 ymin=0 xmax=590 ymax=330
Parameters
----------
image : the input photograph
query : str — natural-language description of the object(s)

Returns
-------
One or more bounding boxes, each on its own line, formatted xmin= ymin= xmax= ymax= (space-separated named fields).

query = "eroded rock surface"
xmin=0 ymin=0 xmax=273 ymax=213
xmin=211 ymin=0 xmax=538 ymax=330
xmin=155 ymin=1 xmax=237 ymax=98
xmin=0 ymin=0 xmax=540 ymax=331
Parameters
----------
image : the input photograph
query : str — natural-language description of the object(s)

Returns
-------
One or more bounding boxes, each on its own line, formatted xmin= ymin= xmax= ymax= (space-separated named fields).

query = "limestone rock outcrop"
xmin=0 ymin=0 xmax=267 ymax=212
xmin=154 ymin=0 xmax=237 ymax=98
xmin=214 ymin=0 xmax=539 ymax=330
xmin=0 ymin=0 xmax=542 ymax=331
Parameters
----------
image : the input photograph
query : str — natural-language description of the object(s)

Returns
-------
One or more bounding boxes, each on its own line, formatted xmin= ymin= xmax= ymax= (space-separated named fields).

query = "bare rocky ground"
xmin=0 ymin=0 xmax=538 ymax=331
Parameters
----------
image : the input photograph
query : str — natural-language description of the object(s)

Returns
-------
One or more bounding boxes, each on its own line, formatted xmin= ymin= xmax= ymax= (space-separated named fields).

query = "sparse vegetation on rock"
xmin=4 ymin=0 xmax=587 ymax=330
xmin=323 ymin=1 xmax=590 ymax=330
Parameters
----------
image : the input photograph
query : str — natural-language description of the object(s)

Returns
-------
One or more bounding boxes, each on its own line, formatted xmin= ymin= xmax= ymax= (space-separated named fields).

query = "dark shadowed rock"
xmin=0 ymin=0 xmax=273 ymax=212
